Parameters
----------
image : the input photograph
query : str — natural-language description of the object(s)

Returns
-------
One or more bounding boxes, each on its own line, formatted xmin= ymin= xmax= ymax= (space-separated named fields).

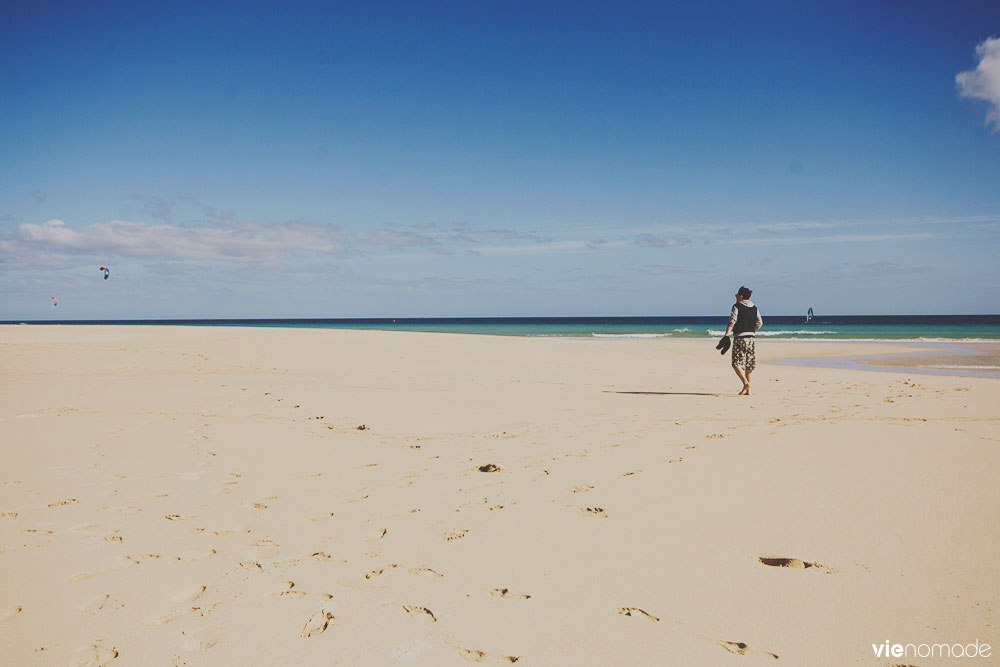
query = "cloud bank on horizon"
xmin=6 ymin=213 xmax=993 ymax=267
xmin=2 ymin=210 xmax=997 ymax=317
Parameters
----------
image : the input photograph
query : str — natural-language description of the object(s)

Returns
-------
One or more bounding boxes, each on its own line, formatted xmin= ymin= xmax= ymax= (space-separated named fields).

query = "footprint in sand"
xmin=142 ymin=610 xmax=186 ymax=627
xmin=82 ymin=594 xmax=111 ymax=614
xmin=490 ymin=588 xmax=531 ymax=600
xmin=365 ymin=564 xmax=399 ymax=579
xmin=1 ymin=512 xmax=18 ymax=519
xmin=617 ymin=607 xmax=659 ymax=621
xmin=402 ymin=605 xmax=437 ymax=622
xmin=445 ymin=529 xmax=468 ymax=541
xmin=248 ymin=496 xmax=279 ymax=510
xmin=758 ymin=556 xmax=830 ymax=571
xmin=717 ymin=640 xmax=778 ymax=660
xmin=366 ymin=564 xmax=443 ymax=579
xmin=251 ymin=538 xmax=278 ymax=547
xmin=1 ymin=605 xmax=22 ymax=621
xmin=571 ymin=485 xmax=594 ymax=493
xmin=299 ymin=610 xmax=334 ymax=638
xmin=172 ymin=586 xmax=207 ymax=604
xmin=454 ymin=646 xmax=521 ymax=663
xmin=71 ymin=643 xmax=119 ymax=667
xmin=309 ymin=552 xmax=347 ymax=565
xmin=48 ymin=498 xmax=78 ymax=507
xmin=279 ymin=581 xmax=333 ymax=601
xmin=582 ymin=507 xmax=607 ymax=518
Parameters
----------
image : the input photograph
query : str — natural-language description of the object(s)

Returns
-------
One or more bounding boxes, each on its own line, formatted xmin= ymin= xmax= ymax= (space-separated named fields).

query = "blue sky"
xmin=1 ymin=0 xmax=999 ymax=318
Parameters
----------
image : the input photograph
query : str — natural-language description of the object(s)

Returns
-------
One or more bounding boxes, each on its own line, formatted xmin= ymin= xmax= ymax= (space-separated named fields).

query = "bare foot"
xmin=738 ymin=385 xmax=749 ymax=395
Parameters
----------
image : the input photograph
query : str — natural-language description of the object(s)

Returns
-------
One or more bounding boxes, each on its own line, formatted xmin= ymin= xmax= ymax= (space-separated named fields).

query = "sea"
xmin=5 ymin=315 xmax=1000 ymax=341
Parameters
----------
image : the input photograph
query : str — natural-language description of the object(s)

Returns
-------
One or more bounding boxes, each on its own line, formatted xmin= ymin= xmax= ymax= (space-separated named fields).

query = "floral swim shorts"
xmin=732 ymin=336 xmax=756 ymax=371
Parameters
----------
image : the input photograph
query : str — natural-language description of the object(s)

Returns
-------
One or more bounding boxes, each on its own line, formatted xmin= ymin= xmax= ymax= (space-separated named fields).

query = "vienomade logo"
xmin=872 ymin=639 xmax=992 ymax=660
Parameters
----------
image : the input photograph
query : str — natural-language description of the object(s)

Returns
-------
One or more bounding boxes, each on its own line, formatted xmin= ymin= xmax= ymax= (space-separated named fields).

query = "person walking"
xmin=723 ymin=286 xmax=762 ymax=395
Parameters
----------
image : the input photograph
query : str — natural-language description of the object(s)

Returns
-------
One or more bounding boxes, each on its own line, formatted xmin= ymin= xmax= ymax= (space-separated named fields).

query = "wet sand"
xmin=859 ymin=342 xmax=1000 ymax=373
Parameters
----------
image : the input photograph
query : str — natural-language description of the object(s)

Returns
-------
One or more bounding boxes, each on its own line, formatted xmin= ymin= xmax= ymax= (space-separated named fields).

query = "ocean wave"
xmin=706 ymin=329 xmax=836 ymax=337
xmin=590 ymin=333 xmax=674 ymax=339
xmin=536 ymin=332 xmax=997 ymax=343
xmin=766 ymin=337 xmax=997 ymax=343
xmin=911 ymin=337 xmax=997 ymax=343
xmin=757 ymin=330 xmax=837 ymax=336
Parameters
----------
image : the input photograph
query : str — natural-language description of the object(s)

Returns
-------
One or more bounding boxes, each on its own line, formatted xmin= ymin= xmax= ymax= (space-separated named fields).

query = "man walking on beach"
xmin=723 ymin=286 xmax=763 ymax=395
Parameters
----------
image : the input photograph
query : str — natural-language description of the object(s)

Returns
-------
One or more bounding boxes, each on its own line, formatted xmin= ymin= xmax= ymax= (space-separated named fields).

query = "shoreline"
xmin=7 ymin=322 xmax=996 ymax=378
xmin=773 ymin=340 xmax=1000 ymax=379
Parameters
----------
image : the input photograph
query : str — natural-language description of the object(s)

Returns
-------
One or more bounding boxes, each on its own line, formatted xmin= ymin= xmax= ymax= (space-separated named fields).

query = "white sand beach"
xmin=1 ymin=326 xmax=997 ymax=666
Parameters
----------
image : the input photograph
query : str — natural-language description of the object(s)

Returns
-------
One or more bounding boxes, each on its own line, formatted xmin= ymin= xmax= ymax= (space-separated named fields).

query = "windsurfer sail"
xmin=805 ymin=307 xmax=814 ymax=323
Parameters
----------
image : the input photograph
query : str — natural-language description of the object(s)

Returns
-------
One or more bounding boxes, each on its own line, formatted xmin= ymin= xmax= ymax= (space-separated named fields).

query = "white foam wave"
xmin=544 ymin=332 xmax=996 ymax=344
xmin=766 ymin=337 xmax=997 ymax=343
xmin=911 ymin=337 xmax=997 ymax=343
xmin=590 ymin=333 xmax=673 ymax=339
xmin=707 ymin=329 xmax=836 ymax=336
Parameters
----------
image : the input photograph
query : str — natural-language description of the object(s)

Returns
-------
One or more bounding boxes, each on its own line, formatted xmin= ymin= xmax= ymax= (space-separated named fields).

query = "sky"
xmin=1 ymin=0 xmax=999 ymax=318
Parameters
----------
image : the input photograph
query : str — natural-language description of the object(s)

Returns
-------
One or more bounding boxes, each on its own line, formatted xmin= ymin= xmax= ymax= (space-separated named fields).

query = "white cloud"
xmin=719 ymin=232 xmax=937 ymax=246
xmin=470 ymin=240 xmax=593 ymax=254
xmin=448 ymin=224 xmax=541 ymax=244
xmin=355 ymin=229 xmax=442 ymax=250
xmin=956 ymin=37 xmax=1000 ymax=132
xmin=5 ymin=218 xmax=348 ymax=264
xmin=634 ymin=233 xmax=690 ymax=248
xmin=753 ymin=220 xmax=831 ymax=233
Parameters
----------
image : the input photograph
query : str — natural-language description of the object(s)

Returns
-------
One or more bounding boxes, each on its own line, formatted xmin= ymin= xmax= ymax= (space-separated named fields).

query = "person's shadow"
xmin=604 ymin=391 xmax=721 ymax=397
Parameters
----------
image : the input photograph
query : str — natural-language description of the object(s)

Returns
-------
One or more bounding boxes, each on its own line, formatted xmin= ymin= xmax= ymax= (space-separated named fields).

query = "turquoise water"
xmin=8 ymin=315 xmax=1000 ymax=341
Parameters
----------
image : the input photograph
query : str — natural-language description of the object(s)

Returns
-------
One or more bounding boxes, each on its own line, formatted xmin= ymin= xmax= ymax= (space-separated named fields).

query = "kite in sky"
xmin=100 ymin=266 xmax=110 ymax=280
xmin=52 ymin=297 xmax=58 ymax=306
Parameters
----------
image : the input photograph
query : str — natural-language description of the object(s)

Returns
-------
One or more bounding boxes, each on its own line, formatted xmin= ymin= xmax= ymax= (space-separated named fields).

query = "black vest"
xmin=733 ymin=302 xmax=758 ymax=336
